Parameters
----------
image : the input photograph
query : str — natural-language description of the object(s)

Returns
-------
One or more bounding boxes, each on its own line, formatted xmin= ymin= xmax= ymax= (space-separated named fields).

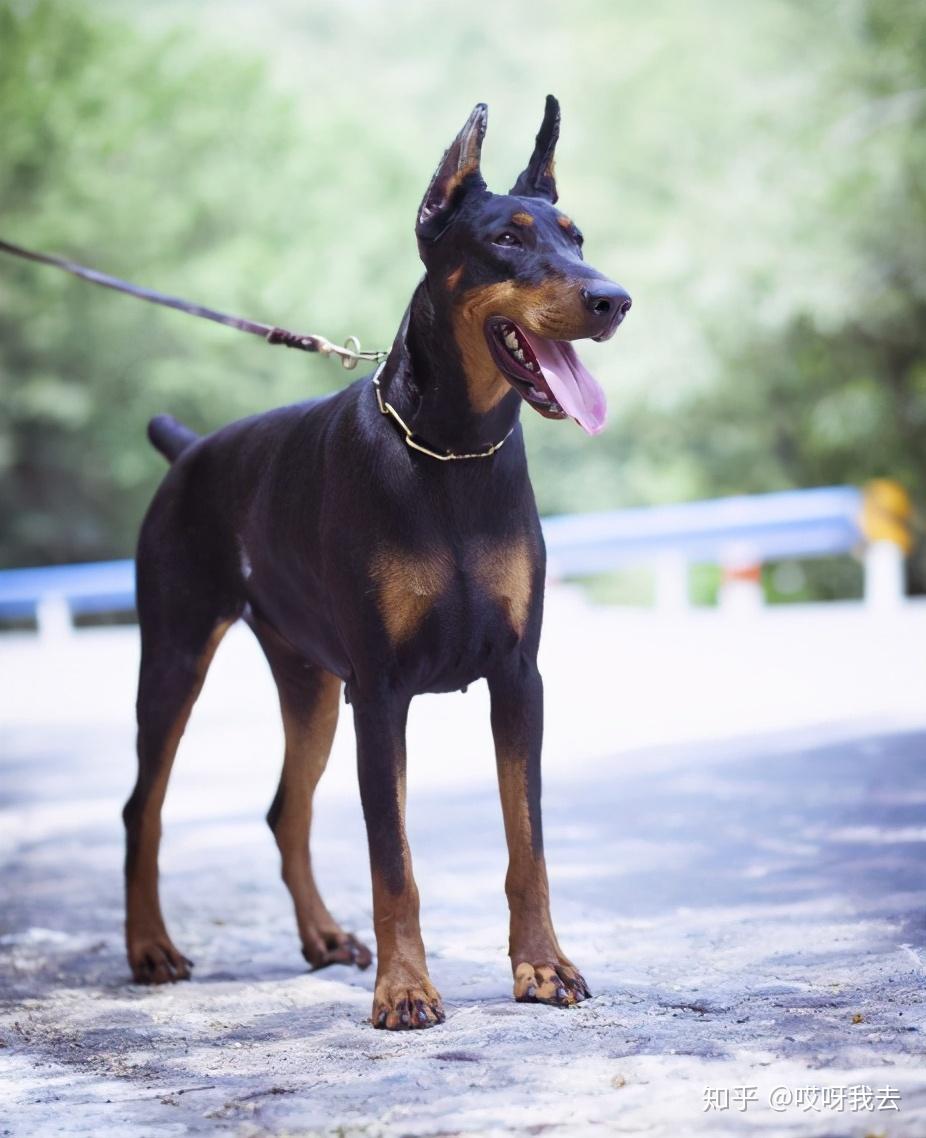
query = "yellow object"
xmin=861 ymin=479 xmax=913 ymax=553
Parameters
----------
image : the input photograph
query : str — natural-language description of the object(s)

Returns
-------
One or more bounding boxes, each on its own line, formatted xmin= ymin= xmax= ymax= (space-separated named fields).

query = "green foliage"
xmin=0 ymin=0 xmax=418 ymax=564
xmin=611 ymin=0 xmax=926 ymax=588
xmin=1 ymin=0 xmax=923 ymax=591
xmin=1 ymin=2 xmax=305 ymax=561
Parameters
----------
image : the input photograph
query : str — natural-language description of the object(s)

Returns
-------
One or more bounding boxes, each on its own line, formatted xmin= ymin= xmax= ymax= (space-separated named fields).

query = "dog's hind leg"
xmin=123 ymin=565 xmax=236 ymax=984
xmin=251 ymin=618 xmax=372 ymax=971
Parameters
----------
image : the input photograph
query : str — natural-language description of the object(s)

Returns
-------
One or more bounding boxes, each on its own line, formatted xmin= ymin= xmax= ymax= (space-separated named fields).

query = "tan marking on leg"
xmin=471 ymin=535 xmax=534 ymax=636
xmin=370 ymin=548 xmax=452 ymax=644
xmin=370 ymin=869 xmax=443 ymax=1028
xmin=272 ymin=671 xmax=369 ymax=968
xmin=511 ymin=210 xmax=534 ymax=226
xmin=367 ymin=764 xmax=444 ymax=1029
xmin=496 ymin=754 xmax=558 ymax=955
xmin=496 ymin=751 xmax=590 ymax=1007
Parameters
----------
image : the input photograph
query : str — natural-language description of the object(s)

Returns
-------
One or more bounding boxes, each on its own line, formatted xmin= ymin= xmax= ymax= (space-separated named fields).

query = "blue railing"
xmin=0 ymin=484 xmax=906 ymax=633
xmin=543 ymin=486 xmax=863 ymax=576
xmin=0 ymin=558 xmax=135 ymax=621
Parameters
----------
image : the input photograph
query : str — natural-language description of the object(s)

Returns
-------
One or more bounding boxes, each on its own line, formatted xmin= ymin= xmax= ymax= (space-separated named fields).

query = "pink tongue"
xmin=528 ymin=336 xmax=608 ymax=435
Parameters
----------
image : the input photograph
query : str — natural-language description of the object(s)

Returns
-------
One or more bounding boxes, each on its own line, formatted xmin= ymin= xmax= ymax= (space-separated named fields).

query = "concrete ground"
xmin=1 ymin=593 xmax=924 ymax=1137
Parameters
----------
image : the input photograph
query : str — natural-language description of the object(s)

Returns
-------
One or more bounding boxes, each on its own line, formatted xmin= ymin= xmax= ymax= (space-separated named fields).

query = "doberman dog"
xmin=123 ymin=96 xmax=631 ymax=1029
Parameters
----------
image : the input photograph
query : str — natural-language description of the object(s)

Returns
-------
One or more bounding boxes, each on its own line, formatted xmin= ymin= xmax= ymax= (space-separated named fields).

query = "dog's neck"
xmin=378 ymin=279 xmax=522 ymax=455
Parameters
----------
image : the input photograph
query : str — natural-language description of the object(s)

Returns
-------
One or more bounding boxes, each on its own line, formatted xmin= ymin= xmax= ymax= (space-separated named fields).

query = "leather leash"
xmin=0 ymin=237 xmax=387 ymax=369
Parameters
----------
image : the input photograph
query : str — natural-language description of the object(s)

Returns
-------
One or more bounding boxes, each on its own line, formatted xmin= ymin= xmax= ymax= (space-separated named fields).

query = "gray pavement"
xmin=1 ymin=709 xmax=924 ymax=1136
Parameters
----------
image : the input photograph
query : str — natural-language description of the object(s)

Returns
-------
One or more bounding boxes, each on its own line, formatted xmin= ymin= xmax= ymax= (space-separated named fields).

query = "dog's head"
xmin=415 ymin=97 xmax=630 ymax=435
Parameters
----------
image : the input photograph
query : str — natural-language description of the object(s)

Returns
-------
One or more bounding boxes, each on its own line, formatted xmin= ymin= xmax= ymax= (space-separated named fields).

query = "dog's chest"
xmin=369 ymin=534 xmax=535 ymax=649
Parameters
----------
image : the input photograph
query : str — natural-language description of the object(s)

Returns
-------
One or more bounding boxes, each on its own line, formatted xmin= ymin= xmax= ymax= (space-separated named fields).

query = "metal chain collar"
xmin=372 ymin=367 xmax=513 ymax=461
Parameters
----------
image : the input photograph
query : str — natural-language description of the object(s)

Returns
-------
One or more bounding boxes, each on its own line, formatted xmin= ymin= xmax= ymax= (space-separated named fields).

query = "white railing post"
xmin=36 ymin=593 xmax=73 ymax=642
xmin=654 ymin=552 xmax=689 ymax=614
xmin=864 ymin=541 xmax=906 ymax=611
xmin=718 ymin=544 xmax=763 ymax=615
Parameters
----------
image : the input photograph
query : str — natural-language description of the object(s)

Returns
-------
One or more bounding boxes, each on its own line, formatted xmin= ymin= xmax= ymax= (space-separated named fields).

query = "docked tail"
xmin=147 ymin=414 xmax=200 ymax=462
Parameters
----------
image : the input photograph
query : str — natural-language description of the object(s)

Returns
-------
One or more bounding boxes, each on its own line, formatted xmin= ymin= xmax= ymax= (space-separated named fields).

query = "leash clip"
xmin=319 ymin=334 xmax=389 ymax=370
xmin=266 ymin=328 xmax=387 ymax=369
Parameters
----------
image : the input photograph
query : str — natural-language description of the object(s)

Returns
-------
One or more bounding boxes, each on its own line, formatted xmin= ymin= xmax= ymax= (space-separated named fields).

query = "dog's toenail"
xmin=527 ymin=985 xmax=536 ymax=997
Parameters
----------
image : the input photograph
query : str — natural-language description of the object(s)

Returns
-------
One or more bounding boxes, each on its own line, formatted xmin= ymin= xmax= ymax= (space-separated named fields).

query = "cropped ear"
xmin=416 ymin=103 xmax=488 ymax=241
xmin=510 ymin=94 xmax=560 ymax=203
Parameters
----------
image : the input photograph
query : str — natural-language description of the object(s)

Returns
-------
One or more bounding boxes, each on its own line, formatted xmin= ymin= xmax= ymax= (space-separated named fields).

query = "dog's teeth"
xmin=525 ymin=361 xmax=536 ymax=371
xmin=503 ymin=331 xmax=519 ymax=351
xmin=514 ymin=348 xmax=525 ymax=362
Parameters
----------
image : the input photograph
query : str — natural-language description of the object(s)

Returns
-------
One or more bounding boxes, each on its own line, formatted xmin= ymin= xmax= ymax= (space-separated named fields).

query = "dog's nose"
xmin=581 ymin=282 xmax=632 ymax=337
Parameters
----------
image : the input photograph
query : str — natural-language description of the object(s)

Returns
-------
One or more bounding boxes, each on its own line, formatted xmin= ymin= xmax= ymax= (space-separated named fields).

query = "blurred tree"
xmin=0 ymin=0 xmax=417 ymax=565
xmin=614 ymin=0 xmax=926 ymax=590
xmin=1 ymin=0 xmax=922 ymax=598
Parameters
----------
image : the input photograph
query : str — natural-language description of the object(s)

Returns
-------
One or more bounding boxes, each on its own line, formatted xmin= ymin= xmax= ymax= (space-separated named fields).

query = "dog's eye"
xmin=492 ymin=232 xmax=522 ymax=248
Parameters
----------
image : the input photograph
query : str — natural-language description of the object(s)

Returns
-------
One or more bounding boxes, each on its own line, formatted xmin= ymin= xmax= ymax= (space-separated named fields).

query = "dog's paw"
xmin=513 ymin=960 xmax=591 ymax=1007
xmin=371 ymin=977 xmax=445 ymax=1030
xmin=303 ymin=930 xmax=372 ymax=972
xmin=128 ymin=937 xmax=193 ymax=985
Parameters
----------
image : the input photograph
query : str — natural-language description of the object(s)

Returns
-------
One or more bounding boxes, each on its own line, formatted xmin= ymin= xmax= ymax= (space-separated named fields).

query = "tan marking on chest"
xmin=370 ymin=548 xmax=453 ymax=644
xmin=471 ymin=536 xmax=534 ymax=636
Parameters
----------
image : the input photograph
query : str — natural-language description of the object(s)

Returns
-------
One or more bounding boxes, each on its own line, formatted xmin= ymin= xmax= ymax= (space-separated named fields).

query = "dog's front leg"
xmin=354 ymin=692 xmax=445 ymax=1029
xmin=489 ymin=660 xmax=591 ymax=1007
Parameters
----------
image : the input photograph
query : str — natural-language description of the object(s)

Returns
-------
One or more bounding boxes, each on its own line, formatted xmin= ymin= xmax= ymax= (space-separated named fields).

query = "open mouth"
xmin=485 ymin=317 xmax=607 ymax=435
